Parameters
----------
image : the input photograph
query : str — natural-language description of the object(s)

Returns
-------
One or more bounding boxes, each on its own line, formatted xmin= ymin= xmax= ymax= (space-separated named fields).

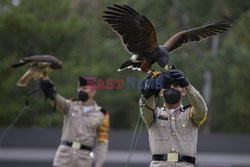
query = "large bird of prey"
xmin=11 ymin=55 xmax=63 ymax=87
xmin=103 ymin=4 xmax=232 ymax=75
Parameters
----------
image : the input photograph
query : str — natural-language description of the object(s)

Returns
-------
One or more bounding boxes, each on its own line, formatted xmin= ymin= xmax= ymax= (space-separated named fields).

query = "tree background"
xmin=0 ymin=0 xmax=250 ymax=133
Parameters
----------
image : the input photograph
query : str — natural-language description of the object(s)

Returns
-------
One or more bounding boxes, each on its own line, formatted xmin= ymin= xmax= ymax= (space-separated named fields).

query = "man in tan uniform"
xmin=139 ymin=66 xmax=207 ymax=167
xmin=40 ymin=76 xmax=109 ymax=167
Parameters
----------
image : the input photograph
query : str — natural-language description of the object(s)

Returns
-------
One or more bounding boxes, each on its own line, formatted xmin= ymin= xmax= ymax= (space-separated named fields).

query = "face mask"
xmin=78 ymin=91 xmax=89 ymax=102
xmin=163 ymin=88 xmax=181 ymax=105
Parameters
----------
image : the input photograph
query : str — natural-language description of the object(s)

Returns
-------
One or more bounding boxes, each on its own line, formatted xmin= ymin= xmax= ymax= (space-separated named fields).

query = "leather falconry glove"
xmin=40 ymin=79 xmax=57 ymax=100
xmin=141 ymin=75 xmax=158 ymax=99
xmin=169 ymin=65 xmax=189 ymax=87
xmin=157 ymin=72 xmax=174 ymax=89
xmin=141 ymin=72 xmax=173 ymax=99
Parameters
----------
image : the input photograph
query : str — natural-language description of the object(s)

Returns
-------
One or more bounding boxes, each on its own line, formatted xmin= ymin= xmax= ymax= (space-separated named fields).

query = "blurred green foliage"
xmin=0 ymin=0 xmax=250 ymax=133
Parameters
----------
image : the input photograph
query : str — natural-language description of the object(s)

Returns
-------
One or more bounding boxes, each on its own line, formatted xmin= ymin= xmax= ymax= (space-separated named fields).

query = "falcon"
xmin=103 ymin=4 xmax=231 ymax=75
xmin=11 ymin=55 xmax=63 ymax=87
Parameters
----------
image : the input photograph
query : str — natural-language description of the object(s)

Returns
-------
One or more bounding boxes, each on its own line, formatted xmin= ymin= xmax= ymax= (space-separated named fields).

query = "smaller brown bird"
xmin=11 ymin=55 xmax=63 ymax=87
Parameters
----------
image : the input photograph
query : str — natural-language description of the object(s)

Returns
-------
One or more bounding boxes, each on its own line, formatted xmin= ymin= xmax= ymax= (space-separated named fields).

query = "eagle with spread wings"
xmin=103 ymin=4 xmax=231 ymax=75
xmin=11 ymin=55 xmax=63 ymax=87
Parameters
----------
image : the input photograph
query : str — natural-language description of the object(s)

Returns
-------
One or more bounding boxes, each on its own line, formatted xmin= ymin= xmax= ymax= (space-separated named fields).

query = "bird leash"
xmin=125 ymin=112 xmax=144 ymax=167
xmin=125 ymin=95 xmax=161 ymax=167
xmin=0 ymin=87 xmax=39 ymax=148
xmin=0 ymin=86 xmax=57 ymax=148
xmin=45 ymin=94 xmax=57 ymax=126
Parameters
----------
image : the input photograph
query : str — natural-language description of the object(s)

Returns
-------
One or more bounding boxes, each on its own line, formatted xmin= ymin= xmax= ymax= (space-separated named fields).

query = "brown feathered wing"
xmin=103 ymin=4 xmax=158 ymax=71
xmin=164 ymin=21 xmax=232 ymax=53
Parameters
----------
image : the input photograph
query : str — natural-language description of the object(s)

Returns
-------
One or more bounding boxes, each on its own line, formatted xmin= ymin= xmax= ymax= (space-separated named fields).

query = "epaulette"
xmin=100 ymin=108 xmax=109 ymax=115
xmin=182 ymin=104 xmax=192 ymax=111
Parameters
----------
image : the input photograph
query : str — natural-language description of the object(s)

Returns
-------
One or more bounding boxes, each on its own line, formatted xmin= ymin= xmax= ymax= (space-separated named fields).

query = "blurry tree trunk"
xmin=201 ymin=36 xmax=219 ymax=134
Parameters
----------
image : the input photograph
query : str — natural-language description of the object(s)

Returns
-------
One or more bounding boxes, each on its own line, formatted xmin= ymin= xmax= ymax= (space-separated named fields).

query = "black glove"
xmin=40 ymin=79 xmax=57 ymax=100
xmin=141 ymin=75 xmax=158 ymax=99
xmin=141 ymin=72 xmax=173 ymax=99
xmin=169 ymin=65 xmax=189 ymax=87
xmin=157 ymin=72 xmax=174 ymax=89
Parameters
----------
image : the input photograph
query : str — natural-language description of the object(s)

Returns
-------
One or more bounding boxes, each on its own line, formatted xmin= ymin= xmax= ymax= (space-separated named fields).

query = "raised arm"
xmin=140 ymin=73 xmax=173 ymax=127
xmin=40 ymin=79 xmax=70 ymax=114
xmin=139 ymin=95 xmax=156 ymax=128
xmin=169 ymin=66 xmax=208 ymax=127
xmin=186 ymin=84 xmax=208 ymax=126
xmin=52 ymin=94 xmax=70 ymax=114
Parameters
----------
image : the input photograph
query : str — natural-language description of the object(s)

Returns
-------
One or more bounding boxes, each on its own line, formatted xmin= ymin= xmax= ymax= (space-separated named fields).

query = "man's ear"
xmin=181 ymin=88 xmax=187 ymax=96
xmin=159 ymin=89 xmax=165 ymax=96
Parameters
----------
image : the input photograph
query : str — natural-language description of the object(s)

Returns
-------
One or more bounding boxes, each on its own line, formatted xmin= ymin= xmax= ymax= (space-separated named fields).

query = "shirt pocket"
xmin=175 ymin=117 xmax=193 ymax=142
xmin=67 ymin=106 xmax=83 ymax=129
xmin=69 ymin=105 xmax=81 ymax=118
xmin=86 ymin=114 xmax=102 ymax=130
xmin=156 ymin=118 xmax=170 ymax=140
xmin=150 ymin=119 xmax=170 ymax=153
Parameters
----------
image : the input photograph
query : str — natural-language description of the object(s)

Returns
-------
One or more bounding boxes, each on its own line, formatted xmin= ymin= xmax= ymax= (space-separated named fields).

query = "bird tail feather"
xmin=118 ymin=60 xmax=133 ymax=72
xmin=11 ymin=62 xmax=26 ymax=68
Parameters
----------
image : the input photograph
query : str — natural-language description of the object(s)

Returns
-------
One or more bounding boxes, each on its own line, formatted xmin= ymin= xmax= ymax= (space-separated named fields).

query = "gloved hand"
xmin=141 ymin=72 xmax=173 ymax=99
xmin=141 ymin=75 xmax=158 ymax=99
xmin=40 ymin=79 xmax=57 ymax=100
xmin=157 ymin=72 xmax=174 ymax=89
xmin=169 ymin=65 xmax=189 ymax=87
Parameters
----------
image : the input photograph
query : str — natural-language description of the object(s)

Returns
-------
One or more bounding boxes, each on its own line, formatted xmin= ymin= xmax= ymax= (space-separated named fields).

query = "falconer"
xmin=140 ymin=66 xmax=208 ymax=167
xmin=40 ymin=76 xmax=109 ymax=167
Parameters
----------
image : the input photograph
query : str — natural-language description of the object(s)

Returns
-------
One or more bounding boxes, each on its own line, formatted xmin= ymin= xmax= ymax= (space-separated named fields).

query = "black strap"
xmin=182 ymin=104 xmax=192 ymax=111
xmin=61 ymin=140 xmax=92 ymax=151
xmin=152 ymin=154 xmax=195 ymax=164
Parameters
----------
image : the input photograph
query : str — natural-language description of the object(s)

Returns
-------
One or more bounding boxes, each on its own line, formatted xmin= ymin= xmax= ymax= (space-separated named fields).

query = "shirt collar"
xmin=80 ymin=100 xmax=101 ymax=112
xmin=165 ymin=104 xmax=184 ymax=113
xmin=94 ymin=101 xmax=102 ymax=111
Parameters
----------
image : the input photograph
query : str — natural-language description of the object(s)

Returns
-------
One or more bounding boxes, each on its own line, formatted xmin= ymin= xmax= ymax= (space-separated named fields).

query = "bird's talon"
xmin=150 ymin=70 xmax=161 ymax=78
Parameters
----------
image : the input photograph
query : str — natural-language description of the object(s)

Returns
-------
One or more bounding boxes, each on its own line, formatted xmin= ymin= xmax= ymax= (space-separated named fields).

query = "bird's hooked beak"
xmin=163 ymin=64 xmax=169 ymax=71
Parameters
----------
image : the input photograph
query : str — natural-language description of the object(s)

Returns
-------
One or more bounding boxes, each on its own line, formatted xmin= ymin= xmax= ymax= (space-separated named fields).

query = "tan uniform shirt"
xmin=139 ymin=84 xmax=208 ymax=167
xmin=52 ymin=95 xmax=109 ymax=167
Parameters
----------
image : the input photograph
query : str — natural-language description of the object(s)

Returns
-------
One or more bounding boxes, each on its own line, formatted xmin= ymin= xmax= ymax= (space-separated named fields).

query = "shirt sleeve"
xmin=49 ymin=94 xmax=70 ymax=114
xmin=186 ymin=84 xmax=208 ymax=127
xmin=94 ymin=113 xmax=109 ymax=167
xmin=139 ymin=95 xmax=156 ymax=128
